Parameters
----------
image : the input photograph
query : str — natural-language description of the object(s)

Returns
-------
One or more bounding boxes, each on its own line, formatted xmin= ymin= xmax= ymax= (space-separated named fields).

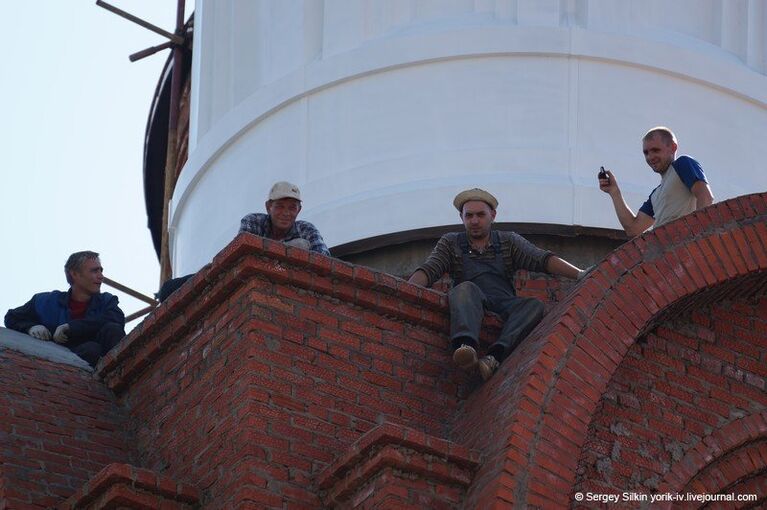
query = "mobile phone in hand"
xmin=598 ymin=166 xmax=609 ymax=183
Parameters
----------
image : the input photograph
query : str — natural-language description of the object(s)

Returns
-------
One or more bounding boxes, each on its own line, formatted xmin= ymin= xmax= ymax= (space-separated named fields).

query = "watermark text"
xmin=573 ymin=491 xmax=757 ymax=504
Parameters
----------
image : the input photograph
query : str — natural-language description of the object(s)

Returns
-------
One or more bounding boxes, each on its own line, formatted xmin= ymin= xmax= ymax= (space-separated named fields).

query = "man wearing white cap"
xmin=409 ymin=188 xmax=586 ymax=381
xmin=158 ymin=181 xmax=329 ymax=301
xmin=239 ymin=181 xmax=330 ymax=255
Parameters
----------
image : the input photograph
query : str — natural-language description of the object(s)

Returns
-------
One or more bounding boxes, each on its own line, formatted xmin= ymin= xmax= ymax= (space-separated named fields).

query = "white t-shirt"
xmin=639 ymin=155 xmax=708 ymax=227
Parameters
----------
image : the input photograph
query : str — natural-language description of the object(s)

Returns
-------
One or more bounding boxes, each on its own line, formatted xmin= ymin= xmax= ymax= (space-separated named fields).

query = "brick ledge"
xmin=317 ymin=422 xmax=482 ymax=505
xmin=60 ymin=463 xmax=199 ymax=509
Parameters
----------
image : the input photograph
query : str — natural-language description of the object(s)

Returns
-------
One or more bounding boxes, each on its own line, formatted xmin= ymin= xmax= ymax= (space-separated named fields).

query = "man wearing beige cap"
xmin=158 ymin=181 xmax=329 ymax=301
xmin=409 ymin=188 xmax=585 ymax=381
xmin=239 ymin=181 xmax=330 ymax=255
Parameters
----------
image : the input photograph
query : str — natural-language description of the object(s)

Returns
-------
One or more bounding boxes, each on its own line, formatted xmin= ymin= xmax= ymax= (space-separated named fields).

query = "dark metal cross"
xmin=96 ymin=0 xmax=189 ymax=283
xmin=96 ymin=0 xmax=188 ymax=61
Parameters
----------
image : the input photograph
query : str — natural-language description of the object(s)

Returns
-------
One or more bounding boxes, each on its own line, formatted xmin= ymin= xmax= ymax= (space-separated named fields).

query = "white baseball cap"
xmin=268 ymin=181 xmax=302 ymax=201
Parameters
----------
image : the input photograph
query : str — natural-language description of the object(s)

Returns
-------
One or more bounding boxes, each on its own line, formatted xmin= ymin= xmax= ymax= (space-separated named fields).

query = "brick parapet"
xmin=96 ymin=232 xmax=530 ymax=408
xmin=98 ymin=234 xmax=458 ymax=392
xmin=99 ymin=233 xmax=573 ymax=394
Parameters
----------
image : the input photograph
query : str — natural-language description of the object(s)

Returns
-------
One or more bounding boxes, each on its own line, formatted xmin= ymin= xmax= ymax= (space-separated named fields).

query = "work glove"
xmin=285 ymin=238 xmax=311 ymax=251
xmin=28 ymin=325 xmax=51 ymax=340
xmin=53 ymin=323 xmax=70 ymax=344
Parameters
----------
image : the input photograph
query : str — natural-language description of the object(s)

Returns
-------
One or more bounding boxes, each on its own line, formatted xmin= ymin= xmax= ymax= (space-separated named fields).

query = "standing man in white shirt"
xmin=599 ymin=127 xmax=714 ymax=237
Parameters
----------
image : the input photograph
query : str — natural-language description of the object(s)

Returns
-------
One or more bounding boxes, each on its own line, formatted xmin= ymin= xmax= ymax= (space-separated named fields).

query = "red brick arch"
xmin=455 ymin=193 xmax=767 ymax=508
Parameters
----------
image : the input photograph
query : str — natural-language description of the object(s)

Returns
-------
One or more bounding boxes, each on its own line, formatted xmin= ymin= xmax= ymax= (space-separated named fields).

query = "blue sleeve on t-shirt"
xmin=672 ymin=155 xmax=707 ymax=189
xmin=638 ymin=186 xmax=659 ymax=218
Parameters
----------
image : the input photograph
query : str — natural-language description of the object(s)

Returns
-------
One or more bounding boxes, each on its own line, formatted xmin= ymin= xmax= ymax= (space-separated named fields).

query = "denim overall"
xmin=448 ymin=231 xmax=545 ymax=361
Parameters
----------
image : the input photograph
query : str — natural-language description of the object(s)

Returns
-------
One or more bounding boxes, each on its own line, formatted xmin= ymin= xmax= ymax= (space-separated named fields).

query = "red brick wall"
xmin=514 ymin=269 xmax=575 ymax=311
xmin=97 ymin=236 xmax=490 ymax=508
xmin=0 ymin=350 xmax=130 ymax=509
xmin=576 ymin=291 xmax=767 ymax=503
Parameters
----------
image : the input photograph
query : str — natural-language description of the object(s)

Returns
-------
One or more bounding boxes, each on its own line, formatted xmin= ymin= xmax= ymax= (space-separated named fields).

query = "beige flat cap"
xmin=453 ymin=188 xmax=498 ymax=211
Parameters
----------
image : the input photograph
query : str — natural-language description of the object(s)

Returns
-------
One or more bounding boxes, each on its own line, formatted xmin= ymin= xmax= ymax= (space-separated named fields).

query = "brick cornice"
xmin=317 ymin=422 xmax=482 ymax=506
xmin=98 ymin=233 xmax=508 ymax=394
xmin=60 ymin=463 xmax=199 ymax=509
xmin=98 ymin=234 xmax=452 ymax=392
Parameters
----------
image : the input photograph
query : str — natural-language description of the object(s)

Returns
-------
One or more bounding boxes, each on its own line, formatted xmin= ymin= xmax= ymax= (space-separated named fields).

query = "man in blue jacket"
xmin=4 ymin=251 xmax=125 ymax=367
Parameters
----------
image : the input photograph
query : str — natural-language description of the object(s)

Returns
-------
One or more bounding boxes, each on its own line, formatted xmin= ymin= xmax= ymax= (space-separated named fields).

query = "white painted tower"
xmin=170 ymin=0 xmax=767 ymax=275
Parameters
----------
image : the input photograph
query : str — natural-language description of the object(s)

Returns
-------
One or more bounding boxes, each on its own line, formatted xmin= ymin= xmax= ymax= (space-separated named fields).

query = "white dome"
xmin=171 ymin=0 xmax=767 ymax=274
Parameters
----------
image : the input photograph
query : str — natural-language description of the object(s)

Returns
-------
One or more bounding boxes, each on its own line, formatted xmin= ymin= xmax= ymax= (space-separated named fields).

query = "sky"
xmin=1 ymin=1 xmax=191 ymax=331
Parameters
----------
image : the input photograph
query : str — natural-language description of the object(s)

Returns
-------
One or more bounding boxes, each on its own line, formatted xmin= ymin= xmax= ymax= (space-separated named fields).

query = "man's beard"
xmin=467 ymin=227 xmax=489 ymax=239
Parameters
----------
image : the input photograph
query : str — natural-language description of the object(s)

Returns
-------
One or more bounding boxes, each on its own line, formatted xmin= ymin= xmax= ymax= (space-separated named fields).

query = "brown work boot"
xmin=452 ymin=344 xmax=478 ymax=370
xmin=478 ymin=355 xmax=500 ymax=381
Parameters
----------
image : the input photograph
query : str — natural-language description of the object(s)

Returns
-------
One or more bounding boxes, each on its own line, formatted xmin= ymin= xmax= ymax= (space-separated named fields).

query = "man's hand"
xmin=691 ymin=180 xmax=714 ymax=210
xmin=598 ymin=169 xmax=654 ymax=237
xmin=577 ymin=265 xmax=596 ymax=280
xmin=408 ymin=270 xmax=430 ymax=287
xmin=28 ymin=325 xmax=51 ymax=340
xmin=53 ymin=324 xmax=70 ymax=344
xmin=598 ymin=169 xmax=619 ymax=196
